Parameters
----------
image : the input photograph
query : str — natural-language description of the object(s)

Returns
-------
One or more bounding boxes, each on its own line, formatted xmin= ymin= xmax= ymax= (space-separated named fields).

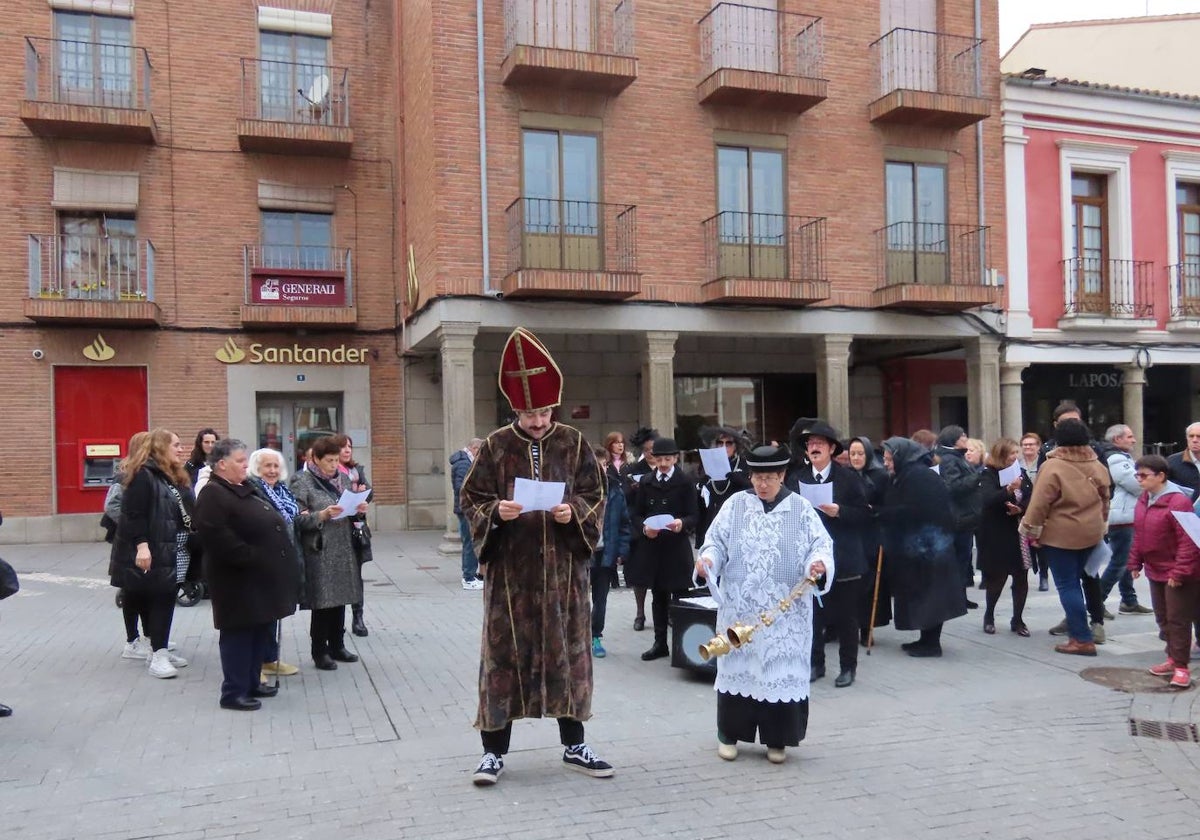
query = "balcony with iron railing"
xmin=702 ymin=212 xmax=828 ymax=305
xmin=868 ymin=29 xmax=990 ymax=130
xmin=697 ymin=4 xmax=827 ymax=113
xmin=242 ymin=244 xmax=356 ymax=328
xmin=237 ymin=59 xmax=352 ymax=157
xmin=1170 ymin=262 xmax=1200 ymax=326
xmin=501 ymin=0 xmax=637 ymax=94
xmin=25 ymin=234 xmax=160 ymax=324
xmin=873 ymin=222 xmax=996 ymax=310
xmin=1059 ymin=257 xmax=1155 ymax=327
xmin=21 ymin=37 xmax=156 ymax=142
xmin=503 ymin=198 xmax=640 ymax=299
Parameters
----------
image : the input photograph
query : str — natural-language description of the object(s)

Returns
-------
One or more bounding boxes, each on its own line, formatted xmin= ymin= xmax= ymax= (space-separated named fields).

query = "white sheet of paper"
xmin=512 ymin=477 xmax=566 ymax=513
xmin=1172 ymin=511 xmax=1200 ymax=550
xmin=997 ymin=462 xmax=1022 ymax=486
xmin=643 ymin=514 xmax=676 ymax=530
xmin=332 ymin=488 xmax=371 ymax=519
xmin=698 ymin=447 xmax=731 ymax=480
xmin=798 ymin=481 xmax=833 ymax=507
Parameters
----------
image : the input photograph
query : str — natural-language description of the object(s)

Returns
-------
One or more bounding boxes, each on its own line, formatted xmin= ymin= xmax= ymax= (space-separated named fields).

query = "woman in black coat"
xmin=848 ymin=436 xmax=892 ymax=639
xmin=976 ymin=438 xmax=1033 ymax=636
xmin=626 ymin=437 xmax=699 ymax=662
xmin=109 ymin=428 xmax=194 ymax=679
xmin=879 ymin=437 xmax=967 ymax=657
xmin=196 ymin=439 xmax=300 ymax=711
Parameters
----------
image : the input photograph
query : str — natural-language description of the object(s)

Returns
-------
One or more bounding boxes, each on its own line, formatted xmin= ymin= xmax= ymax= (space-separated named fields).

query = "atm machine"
xmin=79 ymin=440 xmax=124 ymax=490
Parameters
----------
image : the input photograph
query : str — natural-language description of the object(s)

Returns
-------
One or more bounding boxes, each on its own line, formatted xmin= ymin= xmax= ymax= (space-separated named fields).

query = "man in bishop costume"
xmin=460 ymin=327 xmax=611 ymax=786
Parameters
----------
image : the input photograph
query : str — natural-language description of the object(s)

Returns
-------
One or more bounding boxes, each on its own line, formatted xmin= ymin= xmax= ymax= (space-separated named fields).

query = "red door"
xmin=54 ymin=366 xmax=148 ymax=514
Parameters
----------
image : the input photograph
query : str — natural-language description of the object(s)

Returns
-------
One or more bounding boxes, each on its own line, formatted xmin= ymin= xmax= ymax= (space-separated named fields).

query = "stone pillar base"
xmin=437 ymin=530 xmax=461 ymax=556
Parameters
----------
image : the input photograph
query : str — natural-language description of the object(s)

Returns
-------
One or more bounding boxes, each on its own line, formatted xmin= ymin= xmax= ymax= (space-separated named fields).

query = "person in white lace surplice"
xmin=697 ymin=444 xmax=833 ymax=764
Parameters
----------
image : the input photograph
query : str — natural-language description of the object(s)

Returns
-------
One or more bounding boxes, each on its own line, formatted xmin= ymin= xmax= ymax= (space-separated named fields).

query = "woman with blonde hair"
xmin=977 ymin=438 xmax=1033 ymax=636
xmin=108 ymin=428 xmax=194 ymax=678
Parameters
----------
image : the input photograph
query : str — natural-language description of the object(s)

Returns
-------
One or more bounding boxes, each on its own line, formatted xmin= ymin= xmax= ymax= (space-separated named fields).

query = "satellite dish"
xmin=303 ymin=74 xmax=330 ymax=105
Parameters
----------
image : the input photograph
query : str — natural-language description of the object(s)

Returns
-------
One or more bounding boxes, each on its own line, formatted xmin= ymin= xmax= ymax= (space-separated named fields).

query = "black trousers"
xmin=650 ymin=588 xmax=678 ymax=645
xmin=121 ymin=595 xmax=150 ymax=643
xmin=122 ymin=588 xmax=176 ymax=651
xmin=1083 ymin=574 xmax=1105 ymax=625
xmin=310 ymin=606 xmax=347 ymax=657
xmin=219 ymin=624 xmax=272 ymax=703
xmin=590 ymin=560 xmax=612 ymax=638
xmin=480 ymin=718 xmax=585 ymax=756
xmin=812 ymin=577 xmax=862 ymax=673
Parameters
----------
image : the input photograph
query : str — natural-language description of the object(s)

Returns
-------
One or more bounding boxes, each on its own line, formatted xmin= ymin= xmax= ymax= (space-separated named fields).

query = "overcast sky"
xmin=1000 ymin=0 xmax=1200 ymax=52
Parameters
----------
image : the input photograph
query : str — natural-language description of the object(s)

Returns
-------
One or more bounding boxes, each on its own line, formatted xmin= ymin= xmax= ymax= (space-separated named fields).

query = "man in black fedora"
xmin=627 ymin=437 xmax=699 ymax=661
xmin=786 ymin=421 xmax=869 ymax=688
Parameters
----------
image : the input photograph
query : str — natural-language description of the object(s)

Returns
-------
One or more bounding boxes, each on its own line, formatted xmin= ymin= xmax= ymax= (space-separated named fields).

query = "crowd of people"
xmin=58 ymin=328 xmax=1199 ymax=780
xmin=104 ymin=427 xmax=375 ymax=710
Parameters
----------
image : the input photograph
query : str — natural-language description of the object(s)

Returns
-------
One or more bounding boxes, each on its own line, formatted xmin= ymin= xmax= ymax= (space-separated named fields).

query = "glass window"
xmin=58 ymin=212 xmax=137 ymax=298
xmin=885 ymin=161 xmax=946 ymax=250
xmin=1070 ymin=173 xmax=1107 ymax=302
xmin=674 ymin=376 xmax=763 ymax=449
xmin=521 ymin=129 xmax=598 ymax=234
xmin=261 ymin=211 xmax=333 ymax=270
xmin=54 ymin=12 xmax=133 ymax=106
xmin=259 ymin=31 xmax=330 ymax=122
xmin=717 ymin=146 xmax=785 ymax=245
xmin=1176 ymin=182 xmax=1200 ymax=305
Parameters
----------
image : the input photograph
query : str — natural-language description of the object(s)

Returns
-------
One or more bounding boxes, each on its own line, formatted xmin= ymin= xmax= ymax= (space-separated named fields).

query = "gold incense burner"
xmin=697 ymin=574 xmax=820 ymax=662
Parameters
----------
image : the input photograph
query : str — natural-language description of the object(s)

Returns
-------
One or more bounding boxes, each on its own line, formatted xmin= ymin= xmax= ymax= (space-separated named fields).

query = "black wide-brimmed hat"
xmin=745 ymin=444 xmax=791 ymax=471
xmin=651 ymin=437 xmax=680 ymax=457
xmin=799 ymin=420 xmax=844 ymax=456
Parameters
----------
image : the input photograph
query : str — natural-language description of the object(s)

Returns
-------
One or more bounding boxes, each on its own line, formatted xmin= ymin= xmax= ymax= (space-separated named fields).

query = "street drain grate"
xmin=1129 ymin=719 xmax=1200 ymax=743
xmin=1079 ymin=667 xmax=1180 ymax=694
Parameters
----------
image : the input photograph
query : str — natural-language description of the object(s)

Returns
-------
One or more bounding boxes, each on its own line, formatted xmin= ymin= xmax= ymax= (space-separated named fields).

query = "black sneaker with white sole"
xmin=472 ymin=752 xmax=503 ymax=786
xmin=562 ymin=743 xmax=614 ymax=778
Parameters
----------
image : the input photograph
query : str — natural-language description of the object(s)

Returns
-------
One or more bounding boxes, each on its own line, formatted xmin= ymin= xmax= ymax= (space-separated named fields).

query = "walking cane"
xmin=866 ymin=546 xmax=884 ymax=655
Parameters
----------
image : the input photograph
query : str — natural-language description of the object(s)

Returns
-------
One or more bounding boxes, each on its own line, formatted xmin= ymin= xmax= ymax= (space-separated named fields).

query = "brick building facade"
xmin=0 ymin=0 xmax=402 ymax=540
xmin=400 ymin=0 xmax=1008 ymax=534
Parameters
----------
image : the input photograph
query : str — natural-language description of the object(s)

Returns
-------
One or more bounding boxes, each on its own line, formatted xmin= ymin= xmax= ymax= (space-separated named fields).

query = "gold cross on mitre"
xmin=504 ymin=333 xmax=547 ymax=409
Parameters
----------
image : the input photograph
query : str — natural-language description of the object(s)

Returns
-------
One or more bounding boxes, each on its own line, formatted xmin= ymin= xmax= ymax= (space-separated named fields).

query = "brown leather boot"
xmin=1054 ymin=638 xmax=1097 ymax=656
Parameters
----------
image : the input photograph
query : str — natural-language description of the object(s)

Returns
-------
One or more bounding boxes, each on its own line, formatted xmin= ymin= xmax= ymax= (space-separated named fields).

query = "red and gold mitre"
xmin=498 ymin=327 xmax=562 ymax=412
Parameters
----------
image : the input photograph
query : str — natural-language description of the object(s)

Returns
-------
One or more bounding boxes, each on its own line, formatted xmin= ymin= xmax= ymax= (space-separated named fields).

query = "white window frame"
xmin=1057 ymin=139 xmax=1136 ymax=322
xmin=1163 ymin=150 xmax=1200 ymax=321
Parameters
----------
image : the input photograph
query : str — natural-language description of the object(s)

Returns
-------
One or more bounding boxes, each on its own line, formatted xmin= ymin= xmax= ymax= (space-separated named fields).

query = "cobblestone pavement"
xmin=1 ymin=533 xmax=1198 ymax=839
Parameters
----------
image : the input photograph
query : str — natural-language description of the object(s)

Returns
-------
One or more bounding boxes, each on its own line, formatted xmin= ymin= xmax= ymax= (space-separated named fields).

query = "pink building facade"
xmin=1002 ymin=77 xmax=1200 ymax=451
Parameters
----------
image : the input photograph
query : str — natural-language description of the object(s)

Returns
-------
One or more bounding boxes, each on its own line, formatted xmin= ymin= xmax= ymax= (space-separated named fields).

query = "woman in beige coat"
xmin=1019 ymin=419 xmax=1111 ymax=656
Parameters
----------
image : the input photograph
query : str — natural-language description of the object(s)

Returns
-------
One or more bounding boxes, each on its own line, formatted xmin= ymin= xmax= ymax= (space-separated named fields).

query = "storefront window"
xmin=674 ymin=376 xmax=763 ymax=449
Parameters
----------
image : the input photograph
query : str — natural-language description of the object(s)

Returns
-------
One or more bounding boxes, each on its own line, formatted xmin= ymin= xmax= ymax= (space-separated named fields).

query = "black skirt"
xmin=717 ymin=691 xmax=808 ymax=748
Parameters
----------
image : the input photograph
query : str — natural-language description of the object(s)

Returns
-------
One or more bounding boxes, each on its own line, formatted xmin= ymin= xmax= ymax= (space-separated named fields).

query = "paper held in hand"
xmin=1172 ymin=511 xmax=1200 ymax=550
xmin=643 ymin=513 xmax=676 ymax=531
xmin=997 ymin=462 xmax=1022 ymax=486
xmin=512 ymin=477 xmax=566 ymax=513
xmin=798 ymin=481 xmax=833 ymax=508
xmin=332 ymin=488 xmax=371 ymax=519
xmin=698 ymin=447 xmax=731 ymax=480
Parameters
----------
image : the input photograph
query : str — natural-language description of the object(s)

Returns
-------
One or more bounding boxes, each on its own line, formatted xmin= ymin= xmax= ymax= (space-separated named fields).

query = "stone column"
xmin=641 ymin=331 xmax=677 ymax=437
xmin=437 ymin=321 xmax=479 ymax=555
xmin=814 ymin=334 xmax=853 ymax=434
xmin=965 ymin=335 xmax=1002 ymax=443
xmin=1121 ymin=363 xmax=1147 ymax=449
xmin=999 ymin=362 xmax=1028 ymax=442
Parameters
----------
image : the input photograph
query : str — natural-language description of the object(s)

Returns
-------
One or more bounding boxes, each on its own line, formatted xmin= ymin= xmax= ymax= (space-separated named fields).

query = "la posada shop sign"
xmin=216 ymin=338 xmax=369 ymax=365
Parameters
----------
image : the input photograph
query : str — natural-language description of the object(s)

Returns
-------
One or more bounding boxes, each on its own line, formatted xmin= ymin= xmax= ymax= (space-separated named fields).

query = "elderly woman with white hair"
xmin=247 ymin=448 xmax=302 ymax=679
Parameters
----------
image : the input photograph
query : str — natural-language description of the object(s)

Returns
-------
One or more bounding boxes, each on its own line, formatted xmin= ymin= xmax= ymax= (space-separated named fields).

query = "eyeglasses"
xmin=1134 ymin=472 xmax=1159 ymax=480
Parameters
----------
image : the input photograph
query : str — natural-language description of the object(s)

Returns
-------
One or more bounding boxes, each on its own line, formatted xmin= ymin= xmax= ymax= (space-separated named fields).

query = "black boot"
xmin=330 ymin=633 xmax=359 ymax=663
xmin=351 ymin=604 xmax=368 ymax=637
xmin=641 ymin=633 xmax=669 ymax=661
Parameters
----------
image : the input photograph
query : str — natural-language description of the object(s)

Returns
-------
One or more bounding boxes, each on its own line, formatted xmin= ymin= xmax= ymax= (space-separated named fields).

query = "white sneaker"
xmin=462 ymin=578 xmax=484 ymax=590
xmin=148 ymin=649 xmax=178 ymax=679
xmin=122 ymin=636 xmax=151 ymax=660
xmin=165 ymin=652 xmax=188 ymax=668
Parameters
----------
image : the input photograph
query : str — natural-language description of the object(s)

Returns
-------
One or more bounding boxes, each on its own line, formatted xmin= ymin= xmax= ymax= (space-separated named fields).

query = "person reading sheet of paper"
xmin=797 ymin=481 xmax=833 ymax=508
xmin=333 ymin=488 xmax=372 ymax=519
xmin=698 ymin=447 xmax=731 ymax=480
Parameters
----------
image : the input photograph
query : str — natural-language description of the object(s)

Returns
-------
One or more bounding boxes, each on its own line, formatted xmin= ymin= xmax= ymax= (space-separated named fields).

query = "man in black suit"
xmin=628 ymin=437 xmax=699 ymax=661
xmin=786 ymin=421 xmax=870 ymax=688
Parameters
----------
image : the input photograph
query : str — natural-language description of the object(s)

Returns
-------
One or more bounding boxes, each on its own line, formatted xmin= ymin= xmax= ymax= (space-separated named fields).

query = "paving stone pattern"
xmin=0 ymin=534 xmax=1198 ymax=839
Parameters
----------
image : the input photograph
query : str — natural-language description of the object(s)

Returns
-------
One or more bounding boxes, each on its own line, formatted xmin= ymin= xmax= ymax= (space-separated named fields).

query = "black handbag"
xmin=352 ymin=521 xmax=373 ymax=563
xmin=0 ymin=558 xmax=19 ymax=600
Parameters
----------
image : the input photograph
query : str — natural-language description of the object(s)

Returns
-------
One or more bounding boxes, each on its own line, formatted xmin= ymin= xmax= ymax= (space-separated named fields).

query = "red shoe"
xmin=1169 ymin=667 xmax=1192 ymax=689
xmin=1148 ymin=658 xmax=1176 ymax=677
